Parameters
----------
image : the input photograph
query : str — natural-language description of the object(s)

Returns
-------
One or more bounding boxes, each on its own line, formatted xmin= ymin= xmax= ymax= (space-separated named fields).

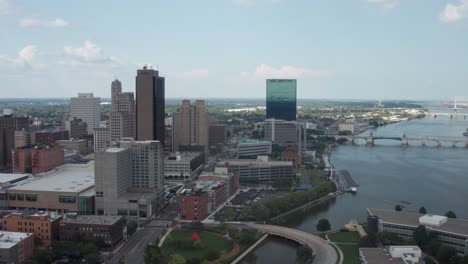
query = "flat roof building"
xmin=164 ymin=152 xmax=204 ymax=181
xmin=237 ymin=139 xmax=272 ymax=158
xmin=266 ymin=79 xmax=297 ymax=121
xmin=7 ymin=163 xmax=95 ymax=215
xmin=0 ymin=231 xmax=35 ymax=264
xmin=359 ymin=246 xmax=422 ymax=264
xmin=367 ymin=208 xmax=468 ymax=255
xmin=71 ymin=93 xmax=101 ymax=135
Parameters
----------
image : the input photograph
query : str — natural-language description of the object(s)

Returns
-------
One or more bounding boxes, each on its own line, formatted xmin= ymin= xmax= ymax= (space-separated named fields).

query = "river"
xmin=241 ymin=108 xmax=468 ymax=264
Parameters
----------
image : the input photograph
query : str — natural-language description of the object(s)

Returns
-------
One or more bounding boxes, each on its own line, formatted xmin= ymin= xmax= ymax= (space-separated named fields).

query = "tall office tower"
xmin=264 ymin=118 xmax=305 ymax=147
xmin=95 ymin=139 xmax=165 ymax=218
xmin=266 ymin=79 xmax=297 ymax=121
xmin=94 ymin=127 xmax=111 ymax=152
xmin=110 ymin=79 xmax=136 ymax=141
xmin=0 ymin=110 xmax=30 ymax=172
xmin=70 ymin=93 xmax=101 ymax=135
xmin=136 ymin=66 xmax=165 ymax=144
xmin=172 ymin=100 xmax=208 ymax=151
xmin=119 ymin=139 xmax=164 ymax=191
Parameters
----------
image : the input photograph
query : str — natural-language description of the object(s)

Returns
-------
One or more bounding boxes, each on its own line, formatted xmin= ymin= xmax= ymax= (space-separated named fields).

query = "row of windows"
xmin=59 ymin=195 xmax=76 ymax=203
xmin=9 ymin=193 xmax=37 ymax=201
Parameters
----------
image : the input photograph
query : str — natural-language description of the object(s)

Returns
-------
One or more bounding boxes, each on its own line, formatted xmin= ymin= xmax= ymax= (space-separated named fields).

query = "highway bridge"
xmin=316 ymin=133 xmax=468 ymax=147
xmin=248 ymin=224 xmax=339 ymax=264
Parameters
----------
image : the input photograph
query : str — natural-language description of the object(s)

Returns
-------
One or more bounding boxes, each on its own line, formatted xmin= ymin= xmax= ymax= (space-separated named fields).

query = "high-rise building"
xmin=0 ymin=111 xmax=30 ymax=172
xmin=266 ymin=79 xmax=297 ymax=121
xmin=94 ymin=127 xmax=111 ymax=152
xmin=95 ymin=139 xmax=165 ymax=218
xmin=208 ymin=123 xmax=226 ymax=147
xmin=136 ymin=66 xmax=165 ymax=144
xmin=172 ymin=100 xmax=208 ymax=151
xmin=65 ymin=117 xmax=88 ymax=139
xmin=264 ymin=118 xmax=306 ymax=148
xmin=110 ymin=79 xmax=135 ymax=141
xmin=70 ymin=93 xmax=101 ymax=135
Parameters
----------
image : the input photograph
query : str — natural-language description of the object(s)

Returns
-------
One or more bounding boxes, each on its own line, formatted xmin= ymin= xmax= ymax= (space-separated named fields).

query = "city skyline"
xmin=1 ymin=0 xmax=468 ymax=100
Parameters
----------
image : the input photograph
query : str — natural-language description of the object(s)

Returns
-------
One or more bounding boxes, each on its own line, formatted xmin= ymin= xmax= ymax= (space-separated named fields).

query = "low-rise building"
xmin=359 ymin=246 xmax=422 ymax=264
xmin=367 ymin=208 xmax=468 ymax=255
xmin=164 ymin=152 xmax=204 ymax=181
xmin=12 ymin=144 xmax=64 ymax=175
xmin=57 ymin=139 xmax=88 ymax=155
xmin=0 ymin=174 xmax=30 ymax=208
xmin=217 ymin=157 xmax=294 ymax=186
xmin=7 ymin=163 xmax=95 ymax=215
xmin=179 ymin=168 xmax=239 ymax=221
xmin=33 ymin=130 xmax=69 ymax=145
xmin=280 ymin=144 xmax=302 ymax=169
xmin=3 ymin=211 xmax=62 ymax=247
xmin=237 ymin=139 xmax=272 ymax=158
xmin=59 ymin=214 xmax=126 ymax=248
xmin=0 ymin=231 xmax=35 ymax=264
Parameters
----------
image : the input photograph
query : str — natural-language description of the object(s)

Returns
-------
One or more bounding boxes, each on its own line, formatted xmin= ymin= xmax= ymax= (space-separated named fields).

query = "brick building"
xmin=12 ymin=144 xmax=64 ymax=174
xmin=0 ymin=231 xmax=35 ymax=264
xmin=34 ymin=130 xmax=69 ymax=145
xmin=280 ymin=144 xmax=302 ymax=169
xmin=2 ymin=211 xmax=62 ymax=247
xmin=59 ymin=214 xmax=126 ymax=248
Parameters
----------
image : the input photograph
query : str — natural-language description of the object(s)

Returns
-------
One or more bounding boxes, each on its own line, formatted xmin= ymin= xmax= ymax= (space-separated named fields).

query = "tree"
xmin=296 ymin=245 xmax=313 ymax=264
xmin=127 ymin=221 xmax=138 ymax=236
xmin=395 ymin=204 xmax=403 ymax=211
xmin=204 ymin=249 xmax=221 ymax=261
xmin=316 ymin=219 xmax=331 ymax=232
xmin=144 ymin=244 xmax=163 ymax=264
xmin=419 ymin=206 xmax=427 ymax=214
xmin=169 ymin=254 xmax=187 ymax=264
xmin=249 ymin=203 xmax=270 ymax=221
xmin=221 ymin=207 xmax=236 ymax=222
xmin=436 ymin=245 xmax=457 ymax=263
xmin=239 ymin=229 xmax=258 ymax=244
xmin=426 ymin=239 xmax=441 ymax=256
xmin=413 ymin=225 xmax=429 ymax=246
xmin=83 ymin=253 xmax=103 ymax=264
xmin=445 ymin=210 xmax=457 ymax=219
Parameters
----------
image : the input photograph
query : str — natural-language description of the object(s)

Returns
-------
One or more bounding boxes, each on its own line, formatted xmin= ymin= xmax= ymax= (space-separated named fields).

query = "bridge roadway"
xmin=248 ymin=224 xmax=339 ymax=264
xmin=315 ymin=134 xmax=468 ymax=146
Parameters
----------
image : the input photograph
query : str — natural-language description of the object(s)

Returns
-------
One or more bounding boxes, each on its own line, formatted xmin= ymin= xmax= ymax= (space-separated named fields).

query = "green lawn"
xmin=329 ymin=231 xmax=360 ymax=264
xmin=328 ymin=231 xmax=361 ymax=244
xmin=161 ymin=229 xmax=234 ymax=260
xmin=337 ymin=244 xmax=360 ymax=264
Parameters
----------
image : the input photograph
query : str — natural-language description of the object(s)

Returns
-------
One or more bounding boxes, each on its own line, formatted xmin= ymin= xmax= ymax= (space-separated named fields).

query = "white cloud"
xmin=242 ymin=64 xmax=330 ymax=79
xmin=366 ymin=0 xmax=399 ymax=9
xmin=19 ymin=18 xmax=69 ymax=28
xmin=61 ymin=40 xmax=119 ymax=65
xmin=439 ymin=0 xmax=468 ymax=23
xmin=0 ymin=45 xmax=39 ymax=69
xmin=0 ymin=0 xmax=11 ymax=16
xmin=172 ymin=69 xmax=209 ymax=79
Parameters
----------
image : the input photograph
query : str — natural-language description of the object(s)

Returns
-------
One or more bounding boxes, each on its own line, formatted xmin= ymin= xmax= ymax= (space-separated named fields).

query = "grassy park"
xmin=328 ymin=231 xmax=361 ymax=264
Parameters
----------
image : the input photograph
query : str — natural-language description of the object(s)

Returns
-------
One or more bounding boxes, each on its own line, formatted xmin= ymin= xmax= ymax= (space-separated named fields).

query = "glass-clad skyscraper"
xmin=266 ymin=79 xmax=297 ymax=121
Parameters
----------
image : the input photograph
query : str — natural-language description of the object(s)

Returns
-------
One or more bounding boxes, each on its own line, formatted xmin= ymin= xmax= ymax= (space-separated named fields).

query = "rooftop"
xmin=0 ymin=231 xmax=33 ymax=249
xmin=61 ymin=214 xmax=123 ymax=225
xmin=9 ymin=162 xmax=94 ymax=193
xmin=106 ymin=147 xmax=127 ymax=153
xmin=0 ymin=173 xmax=29 ymax=185
xmin=238 ymin=139 xmax=271 ymax=145
xmin=166 ymin=152 xmax=201 ymax=161
xmin=359 ymin=248 xmax=406 ymax=264
xmin=218 ymin=159 xmax=293 ymax=167
xmin=368 ymin=208 xmax=468 ymax=237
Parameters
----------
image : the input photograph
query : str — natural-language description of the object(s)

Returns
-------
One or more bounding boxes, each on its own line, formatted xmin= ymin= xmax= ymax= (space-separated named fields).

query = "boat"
xmin=464 ymin=129 xmax=468 ymax=137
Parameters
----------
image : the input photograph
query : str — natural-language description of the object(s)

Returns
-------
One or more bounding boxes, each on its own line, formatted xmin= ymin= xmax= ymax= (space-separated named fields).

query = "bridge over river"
xmin=316 ymin=133 xmax=468 ymax=147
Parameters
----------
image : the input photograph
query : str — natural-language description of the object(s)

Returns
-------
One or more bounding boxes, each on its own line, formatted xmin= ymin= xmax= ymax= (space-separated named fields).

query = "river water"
xmin=241 ymin=109 xmax=468 ymax=264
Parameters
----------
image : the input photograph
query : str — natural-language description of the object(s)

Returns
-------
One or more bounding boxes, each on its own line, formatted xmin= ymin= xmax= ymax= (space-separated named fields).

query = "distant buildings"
xmin=59 ymin=214 xmax=126 ymax=248
xmin=110 ymin=79 xmax=135 ymax=141
xmin=12 ymin=144 xmax=64 ymax=174
xmin=64 ymin=117 xmax=88 ymax=139
xmin=208 ymin=123 xmax=227 ymax=147
xmin=3 ymin=211 xmax=62 ymax=247
xmin=359 ymin=246 xmax=422 ymax=264
xmin=264 ymin=118 xmax=306 ymax=148
xmin=0 ymin=110 xmax=30 ymax=172
xmin=14 ymin=130 xmax=30 ymax=149
xmin=237 ymin=139 xmax=272 ymax=158
xmin=164 ymin=152 xmax=204 ymax=181
xmin=136 ymin=66 xmax=165 ymax=144
xmin=172 ymin=100 xmax=209 ymax=151
xmin=34 ymin=129 xmax=69 ymax=145
xmin=70 ymin=93 xmax=101 ymax=135
xmin=56 ymin=139 xmax=88 ymax=155
xmin=266 ymin=79 xmax=297 ymax=121
xmin=94 ymin=127 xmax=111 ymax=152
xmin=95 ymin=140 xmax=165 ymax=219
xmin=217 ymin=157 xmax=294 ymax=185
xmin=0 ymin=231 xmax=35 ymax=264
xmin=367 ymin=208 xmax=468 ymax=255
xmin=7 ymin=163 xmax=95 ymax=215
xmin=179 ymin=168 xmax=239 ymax=221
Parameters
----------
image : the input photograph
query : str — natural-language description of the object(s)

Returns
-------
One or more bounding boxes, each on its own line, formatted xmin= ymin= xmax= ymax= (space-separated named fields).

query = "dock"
xmin=337 ymin=170 xmax=358 ymax=192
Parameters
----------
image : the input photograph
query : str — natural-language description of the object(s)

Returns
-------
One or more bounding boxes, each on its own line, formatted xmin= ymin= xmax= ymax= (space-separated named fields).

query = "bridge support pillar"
xmin=366 ymin=137 xmax=373 ymax=145
xmin=401 ymin=135 xmax=409 ymax=147
xmin=465 ymin=142 xmax=468 ymax=148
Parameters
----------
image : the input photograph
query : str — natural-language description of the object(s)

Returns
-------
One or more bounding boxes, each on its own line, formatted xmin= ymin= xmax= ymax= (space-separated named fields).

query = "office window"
xmin=26 ymin=194 xmax=37 ymax=201
xmin=59 ymin=196 xmax=76 ymax=203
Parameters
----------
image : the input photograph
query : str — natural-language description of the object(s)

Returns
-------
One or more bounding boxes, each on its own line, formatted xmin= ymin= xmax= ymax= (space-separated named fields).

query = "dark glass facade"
xmin=266 ymin=79 xmax=297 ymax=121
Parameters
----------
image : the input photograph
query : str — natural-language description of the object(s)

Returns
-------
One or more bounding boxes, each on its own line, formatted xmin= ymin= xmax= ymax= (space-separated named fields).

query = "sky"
xmin=1 ymin=0 xmax=468 ymax=100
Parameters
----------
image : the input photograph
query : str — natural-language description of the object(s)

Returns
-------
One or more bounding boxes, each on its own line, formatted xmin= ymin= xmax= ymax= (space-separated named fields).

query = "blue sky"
xmin=1 ymin=0 xmax=468 ymax=100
